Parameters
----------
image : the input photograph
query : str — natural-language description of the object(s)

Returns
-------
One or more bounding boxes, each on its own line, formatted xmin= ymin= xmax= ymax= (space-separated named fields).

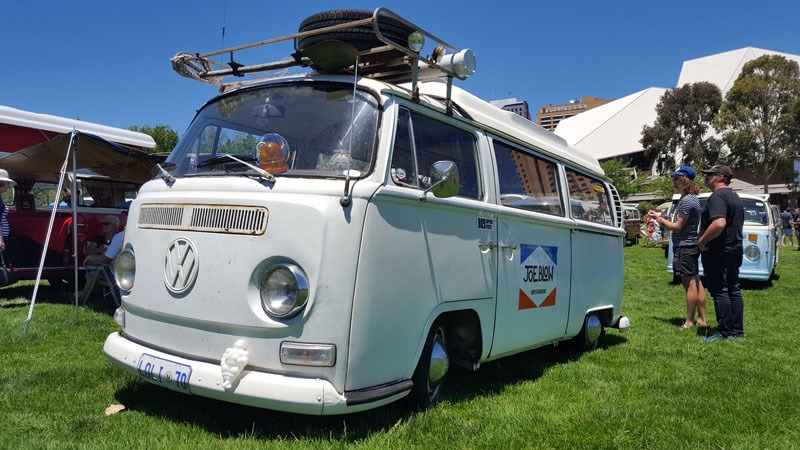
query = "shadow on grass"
xmin=652 ymin=316 xmax=715 ymax=336
xmin=0 ymin=282 xmax=73 ymax=304
xmin=0 ymin=279 xmax=120 ymax=313
xmin=113 ymin=333 xmax=627 ymax=441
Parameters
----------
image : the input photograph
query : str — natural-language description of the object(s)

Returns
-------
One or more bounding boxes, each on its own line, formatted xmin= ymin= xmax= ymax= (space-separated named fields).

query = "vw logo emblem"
xmin=164 ymin=238 xmax=199 ymax=294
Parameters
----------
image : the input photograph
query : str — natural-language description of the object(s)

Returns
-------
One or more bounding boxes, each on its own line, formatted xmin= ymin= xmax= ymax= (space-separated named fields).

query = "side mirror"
xmin=421 ymin=160 xmax=459 ymax=200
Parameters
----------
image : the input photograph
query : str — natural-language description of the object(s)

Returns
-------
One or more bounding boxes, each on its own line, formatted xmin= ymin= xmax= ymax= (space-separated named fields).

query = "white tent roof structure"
xmin=0 ymin=105 xmax=155 ymax=152
xmin=553 ymin=87 xmax=666 ymax=160
xmin=677 ymin=47 xmax=800 ymax=95
xmin=554 ymin=46 xmax=800 ymax=161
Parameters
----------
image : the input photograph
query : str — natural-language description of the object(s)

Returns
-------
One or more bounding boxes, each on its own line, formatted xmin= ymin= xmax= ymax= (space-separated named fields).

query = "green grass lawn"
xmin=1 ymin=246 xmax=799 ymax=449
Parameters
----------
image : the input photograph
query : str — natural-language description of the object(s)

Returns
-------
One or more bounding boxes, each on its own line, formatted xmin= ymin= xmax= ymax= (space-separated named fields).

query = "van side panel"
xmin=346 ymin=189 xmax=497 ymax=391
xmin=491 ymin=213 xmax=573 ymax=356
xmin=569 ymin=226 xmax=624 ymax=334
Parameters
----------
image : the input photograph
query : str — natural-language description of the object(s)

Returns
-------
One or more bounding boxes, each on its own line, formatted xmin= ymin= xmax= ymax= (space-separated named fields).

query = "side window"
xmin=390 ymin=108 xmax=481 ymax=200
xmin=494 ymin=140 xmax=563 ymax=216
xmin=390 ymin=108 xmax=418 ymax=187
xmin=565 ymin=169 xmax=613 ymax=225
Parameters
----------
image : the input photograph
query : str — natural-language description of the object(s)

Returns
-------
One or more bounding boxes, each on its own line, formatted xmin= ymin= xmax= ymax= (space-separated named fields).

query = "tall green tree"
xmin=641 ymin=82 xmax=723 ymax=173
xmin=128 ymin=124 xmax=180 ymax=154
xmin=715 ymin=55 xmax=800 ymax=193
xmin=600 ymin=159 xmax=643 ymax=200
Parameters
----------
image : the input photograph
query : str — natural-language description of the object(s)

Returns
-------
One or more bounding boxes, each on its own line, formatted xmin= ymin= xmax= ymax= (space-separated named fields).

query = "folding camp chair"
xmin=79 ymin=263 xmax=120 ymax=307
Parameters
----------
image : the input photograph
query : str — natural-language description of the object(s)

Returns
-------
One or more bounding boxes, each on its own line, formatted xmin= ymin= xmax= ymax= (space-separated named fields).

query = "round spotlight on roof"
xmin=408 ymin=31 xmax=425 ymax=53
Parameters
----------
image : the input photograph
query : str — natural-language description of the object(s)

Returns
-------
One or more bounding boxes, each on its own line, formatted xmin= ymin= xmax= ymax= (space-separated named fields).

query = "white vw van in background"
xmin=104 ymin=8 xmax=628 ymax=415
xmin=667 ymin=192 xmax=779 ymax=281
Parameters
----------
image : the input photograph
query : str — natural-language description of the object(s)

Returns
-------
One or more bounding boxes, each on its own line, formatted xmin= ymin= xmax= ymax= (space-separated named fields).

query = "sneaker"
xmin=701 ymin=333 xmax=725 ymax=343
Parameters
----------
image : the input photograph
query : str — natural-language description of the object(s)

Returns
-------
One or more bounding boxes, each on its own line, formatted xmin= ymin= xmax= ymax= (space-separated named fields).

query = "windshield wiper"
xmin=197 ymin=154 xmax=275 ymax=182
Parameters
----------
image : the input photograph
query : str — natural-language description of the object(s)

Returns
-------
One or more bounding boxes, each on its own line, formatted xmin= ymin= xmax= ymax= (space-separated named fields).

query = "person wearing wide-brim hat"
xmin=0 ymin=169 xmax=16 ymax=254
xmin=697 ymin=164 xmax=745 ymax=342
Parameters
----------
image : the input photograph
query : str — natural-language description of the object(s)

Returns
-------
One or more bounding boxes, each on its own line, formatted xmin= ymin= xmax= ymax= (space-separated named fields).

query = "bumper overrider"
xmin=104 ymin=332 xmax=410 ymax=415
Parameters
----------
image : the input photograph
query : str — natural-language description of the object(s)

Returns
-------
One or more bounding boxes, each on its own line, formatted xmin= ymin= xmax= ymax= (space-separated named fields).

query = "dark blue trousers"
xmin=701 ymin=249 xmax=744 ymax=337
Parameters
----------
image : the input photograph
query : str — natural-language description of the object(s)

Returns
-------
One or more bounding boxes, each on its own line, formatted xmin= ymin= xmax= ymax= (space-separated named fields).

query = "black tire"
xmin=409 ymin=320 xmax=449 ymax=410
xmin=297 ymin=9 xmax=414 ymax=52
xmin=573 ymin=313 xmax=604 ymax=351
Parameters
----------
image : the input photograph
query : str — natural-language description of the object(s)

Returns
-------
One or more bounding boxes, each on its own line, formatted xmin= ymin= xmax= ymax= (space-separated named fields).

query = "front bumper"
xmin=104 ymin=332 xmax=407 ymax=415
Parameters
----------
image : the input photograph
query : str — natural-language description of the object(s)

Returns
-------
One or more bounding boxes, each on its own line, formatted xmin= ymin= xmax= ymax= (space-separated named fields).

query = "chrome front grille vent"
xmin=138 ymin=204 xmax=268 ymax=235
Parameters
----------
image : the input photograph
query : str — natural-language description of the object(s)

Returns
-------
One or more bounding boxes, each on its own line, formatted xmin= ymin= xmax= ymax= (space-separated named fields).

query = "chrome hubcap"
xmin=428 ymin=327 xmax=449 ymax=394
xmin=585 ymin=314 xmax=602 ymax=345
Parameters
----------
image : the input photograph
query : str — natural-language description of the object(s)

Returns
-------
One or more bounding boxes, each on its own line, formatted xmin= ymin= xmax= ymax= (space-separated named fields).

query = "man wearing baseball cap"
xmin=697 ymin=164 xmax=745 ymax=342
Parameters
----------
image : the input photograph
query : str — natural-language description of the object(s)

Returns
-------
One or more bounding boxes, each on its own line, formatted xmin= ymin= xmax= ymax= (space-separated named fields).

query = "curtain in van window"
xmin=493 ymin=141 xmax=563 ymax=216
xmin=565 ymin=169 xmax=613 ymax=225
xmin=390 ymin=108 xmax=481 ymax=200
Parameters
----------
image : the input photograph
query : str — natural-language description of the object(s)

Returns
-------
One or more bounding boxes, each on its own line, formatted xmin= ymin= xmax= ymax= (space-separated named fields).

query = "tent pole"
xmin=72 ymin=131 xmax=79 ymax=319
xmin=24 ymin=131 xmax=75 ymax=333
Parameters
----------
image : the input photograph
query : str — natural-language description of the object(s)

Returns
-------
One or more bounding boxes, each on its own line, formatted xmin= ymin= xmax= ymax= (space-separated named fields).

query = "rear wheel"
xmin=573 ymin=313 xmax=604 ymax=351
xmin=409 ymin=320 xmax=449 ymax=410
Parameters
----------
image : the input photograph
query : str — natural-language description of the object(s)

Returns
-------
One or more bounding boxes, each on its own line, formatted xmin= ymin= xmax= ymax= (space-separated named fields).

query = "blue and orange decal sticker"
xmin=518 ymin=244 xmax=558 ymax=310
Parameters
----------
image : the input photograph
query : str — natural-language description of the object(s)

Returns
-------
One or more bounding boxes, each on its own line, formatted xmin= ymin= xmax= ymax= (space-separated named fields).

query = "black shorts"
xmin=674 ymin=246 xmax=700 ymax=277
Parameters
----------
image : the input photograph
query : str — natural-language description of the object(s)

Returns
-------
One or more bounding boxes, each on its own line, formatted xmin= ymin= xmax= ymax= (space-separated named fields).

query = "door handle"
xmin=500 ymin=242 xmax=517 ymax=250
xmin=478 ymin=241 xmax=497 ymax=252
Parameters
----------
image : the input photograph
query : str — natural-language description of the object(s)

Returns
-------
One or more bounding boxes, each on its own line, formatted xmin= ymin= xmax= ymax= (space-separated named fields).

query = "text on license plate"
xmin=137 ymin=354 xmax=192 ymax=393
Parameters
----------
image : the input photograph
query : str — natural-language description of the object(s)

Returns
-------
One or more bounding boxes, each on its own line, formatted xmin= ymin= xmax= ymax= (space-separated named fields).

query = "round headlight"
xmin=260 ymin=263 xmax=308 ymax=318
xmin=114 ymin=249 xmax=136 ymax=291
xmin=744 ymin=245 xmax=761 ymax=261
xmin=407 ymin=31 xmax=425 ymax=53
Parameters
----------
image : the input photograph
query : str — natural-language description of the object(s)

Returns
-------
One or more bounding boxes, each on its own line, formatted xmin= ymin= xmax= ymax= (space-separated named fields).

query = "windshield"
xmin=166 ymin=83 xmax=380 ymax=178
xmin=697 ymin=197 xmax=769 ymax=226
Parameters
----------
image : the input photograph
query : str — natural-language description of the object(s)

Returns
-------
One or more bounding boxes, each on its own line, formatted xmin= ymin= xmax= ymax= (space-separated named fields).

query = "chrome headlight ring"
xmin=259 ymin=263 xmax=309 ymax=319
xmin=743 ymin=244 xmax=761 ymax=261
xmin=114 ymin=247 xmax=136 ymax=292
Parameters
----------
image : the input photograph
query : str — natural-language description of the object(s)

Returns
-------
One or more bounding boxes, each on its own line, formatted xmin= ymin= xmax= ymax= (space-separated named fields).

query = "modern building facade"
xmin=490 ymin=98 xmax=531 ymax=120
xmin=536 ymin=96 xmax=612 ymax=132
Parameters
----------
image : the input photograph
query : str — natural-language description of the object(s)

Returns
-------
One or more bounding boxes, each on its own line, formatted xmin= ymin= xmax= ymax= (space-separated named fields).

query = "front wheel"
xmin=409 ymin=320 xmax=449 ymax=410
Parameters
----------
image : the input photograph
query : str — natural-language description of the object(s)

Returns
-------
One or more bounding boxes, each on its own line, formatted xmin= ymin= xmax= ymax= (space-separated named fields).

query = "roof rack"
xmin=171 ymin=7 xmax=476 ymax=110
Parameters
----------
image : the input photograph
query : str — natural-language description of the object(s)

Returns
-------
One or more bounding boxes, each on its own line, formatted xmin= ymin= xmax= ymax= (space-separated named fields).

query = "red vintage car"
xmin=7 ymin=175 xmax=141 ymax=284
xmin=0 ymin=105 xmax=159 ymax=286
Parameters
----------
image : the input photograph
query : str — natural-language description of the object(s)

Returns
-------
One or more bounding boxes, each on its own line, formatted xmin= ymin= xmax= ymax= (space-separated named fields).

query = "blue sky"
xmin=2 ymin=1 xmax=799 ymax=136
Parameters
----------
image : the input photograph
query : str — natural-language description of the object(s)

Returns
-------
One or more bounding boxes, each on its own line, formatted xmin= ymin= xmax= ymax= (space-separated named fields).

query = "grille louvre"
xmin=138 ymin=204 xmax=268 ymax=235
xmin=609 ymin=184 xmax=623 ymax=228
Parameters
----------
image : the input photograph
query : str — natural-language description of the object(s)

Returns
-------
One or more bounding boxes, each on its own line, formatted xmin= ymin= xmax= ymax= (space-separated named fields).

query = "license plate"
xmin=137 ymin=353 xmax=192 ymax=394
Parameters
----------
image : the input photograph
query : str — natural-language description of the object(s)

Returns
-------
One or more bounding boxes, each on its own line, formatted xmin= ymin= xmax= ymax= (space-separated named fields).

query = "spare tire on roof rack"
xmin=297 ymin=9 xmax=414 ymax=51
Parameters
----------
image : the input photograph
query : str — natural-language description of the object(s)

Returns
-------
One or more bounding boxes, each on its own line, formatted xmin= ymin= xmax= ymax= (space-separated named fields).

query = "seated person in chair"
xmin=84 ymin=230 xmax=123 ymax=266
xmin=78 ymin=230 xmax=124 ymax=304
xmin=85 ymin=215 xmax=120 ymax=257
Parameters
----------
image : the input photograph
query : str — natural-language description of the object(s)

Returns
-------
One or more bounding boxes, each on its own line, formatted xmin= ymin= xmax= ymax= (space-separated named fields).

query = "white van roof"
xmin=411 ymin=81 xmax=603 ymax=175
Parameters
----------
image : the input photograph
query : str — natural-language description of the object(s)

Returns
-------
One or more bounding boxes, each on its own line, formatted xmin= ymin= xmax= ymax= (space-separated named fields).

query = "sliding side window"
xmin=494 ymin=140 xmax=563 ymax=216
xmin=565 ymin=169 xmax=613 ymax=225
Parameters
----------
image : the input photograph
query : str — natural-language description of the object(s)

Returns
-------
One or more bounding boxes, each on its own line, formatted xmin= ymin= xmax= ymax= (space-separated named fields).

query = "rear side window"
xmin=391 ymin=108 xmax=481 ymax=200
xmin=565 ymin=169 xmax=613 ymax=225
xmin=493 ymin=140 xmax=563 ymax=216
